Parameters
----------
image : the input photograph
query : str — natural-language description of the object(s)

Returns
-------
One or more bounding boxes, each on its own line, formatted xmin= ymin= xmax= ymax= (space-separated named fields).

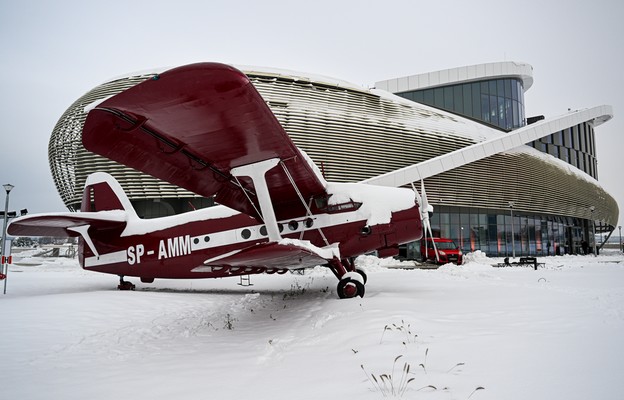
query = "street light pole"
xmin=2 ymin=184 xmax=14 ymax=294
xmin=619 ymin=226 xmax=622 ymax=252
xmin=508 ymin=202 xmax=515 ymax=259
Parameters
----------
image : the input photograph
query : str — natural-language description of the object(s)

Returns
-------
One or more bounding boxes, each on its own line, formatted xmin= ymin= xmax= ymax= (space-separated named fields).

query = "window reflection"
xmin=426 ymin=206 xmax=588 ymax=257
xmin=394 ymin=77 xmax=596 ymax=178
xmin=397 ymin=78 xmax=526 ymax=131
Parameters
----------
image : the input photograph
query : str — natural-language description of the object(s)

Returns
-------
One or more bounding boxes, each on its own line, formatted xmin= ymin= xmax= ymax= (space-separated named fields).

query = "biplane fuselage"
xmin=79 ymin=182 xmax=421 ymax=281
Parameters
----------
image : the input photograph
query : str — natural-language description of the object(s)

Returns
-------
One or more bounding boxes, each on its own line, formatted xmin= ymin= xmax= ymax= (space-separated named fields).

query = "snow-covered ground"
xmin=1 ymin=250 xmax=623 ymax=399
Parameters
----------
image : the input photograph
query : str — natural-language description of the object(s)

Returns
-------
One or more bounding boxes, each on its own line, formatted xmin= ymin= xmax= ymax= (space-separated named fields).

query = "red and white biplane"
xmin=9 ymin=63 xmax=426 ymax=298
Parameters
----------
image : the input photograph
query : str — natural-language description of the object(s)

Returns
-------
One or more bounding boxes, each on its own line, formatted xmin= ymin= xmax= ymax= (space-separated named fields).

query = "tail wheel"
xmin=337 ymin=278 xmax=365 ymax=299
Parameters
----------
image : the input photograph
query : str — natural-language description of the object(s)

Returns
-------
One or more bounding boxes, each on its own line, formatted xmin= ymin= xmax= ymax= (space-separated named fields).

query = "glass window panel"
xmin=569 ymin=149 xmax=577 ymax=166
xmin=463 ymin=84 xmax=472 ymax=117
xmin=567 ymin=127 xmax=574 ymax=147
xmin=481 ymin=94 xmax=490 ymax=122
xmin=590 ymin=126 xmax=596 ymax=155
xmin=434 ymin=88 xmax=444 ymax=107
xmin=497 ymin=79 xmax=505 ymax=97
xmin=423 ymin=89 xmax=434 ymax=105
xmin=479 ymin=212 xmax=487 ymax=225
xmin=554 ymin=131 xmax=563 ymax=146
xmin=440 ymin=224 xmax=451 ymax=238
xmin=450 ymin=212 xmax=460 ymax=224
xmin=498 ymin=97 xmax=506 ymax=129
xmin=490 ymin=95 xmax=498 ymax=126
xmin=454 ymin=85 xmax=463 ymax=114
xmin=505 ymin=98 xmax=512 ymax=130
xmin=560 ymin=147 xmax=569 ymax=163
xmin=430 ymin=211 xmax=440 ymax=225
xmin=489 ymin=81 xmax=497 ymax=96
xmin=488 ymin=213 xmax=497 ymax=225
xmin=572 ymin=127 xmax=580 ymax=149
xmin=511 ymin=79 xmax=519 ymax=100
xmin=472 ymin=83 xmax=481 ymax=118
xmin=439 ymin=212 xmax=450 ymax=225
xmin=505 ymin=79 xmax=512 ymax=99
xmin=413 ymin=91 xmax=424 ymax=103
xmin=512 ymin=100 xmax=519 ymax=128
xmin=444 ymin=86 xmax=453 ymax=109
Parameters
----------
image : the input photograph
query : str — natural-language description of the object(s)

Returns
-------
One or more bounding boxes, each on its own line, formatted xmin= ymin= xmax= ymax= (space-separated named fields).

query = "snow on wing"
xmin=82 ymin=62 xmax=326 ymax=221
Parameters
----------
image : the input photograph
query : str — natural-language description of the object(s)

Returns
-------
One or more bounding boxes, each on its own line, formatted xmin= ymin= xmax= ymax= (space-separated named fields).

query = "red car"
xmin=420 ymin=237 xmax=463 ymax=265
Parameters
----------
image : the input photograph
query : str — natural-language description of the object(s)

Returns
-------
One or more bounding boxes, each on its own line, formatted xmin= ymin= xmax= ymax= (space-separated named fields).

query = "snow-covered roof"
xmin=375 ymin=61 xmax=534 ymax=93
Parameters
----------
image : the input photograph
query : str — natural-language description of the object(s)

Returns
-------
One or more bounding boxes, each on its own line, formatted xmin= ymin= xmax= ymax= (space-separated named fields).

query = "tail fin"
xmin=8 ymin=172 xmax=132 ymax=239
xmin=81 ymin=172 xmax=138 ymax=219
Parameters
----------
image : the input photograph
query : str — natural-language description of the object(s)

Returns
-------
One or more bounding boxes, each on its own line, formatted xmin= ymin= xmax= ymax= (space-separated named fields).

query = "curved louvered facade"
xmin=48 ymin=62 xmax=618 ymax=257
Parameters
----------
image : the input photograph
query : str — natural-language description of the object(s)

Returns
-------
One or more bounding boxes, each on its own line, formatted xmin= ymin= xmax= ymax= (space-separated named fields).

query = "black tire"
xmin=355 ymin=268 xmax=368 ymax=285
xmin=337 ymin=278 xmax=365 ymax=299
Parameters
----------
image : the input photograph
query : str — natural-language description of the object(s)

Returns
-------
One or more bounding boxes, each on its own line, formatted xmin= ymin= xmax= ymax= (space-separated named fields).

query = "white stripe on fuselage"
xmin=83 ymin=207 xmax=367 ymax=268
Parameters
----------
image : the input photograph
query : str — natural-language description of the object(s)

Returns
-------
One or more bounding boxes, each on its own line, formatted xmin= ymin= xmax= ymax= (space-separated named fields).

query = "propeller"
xmin=412 ymin=180 xmax=439 ymax=263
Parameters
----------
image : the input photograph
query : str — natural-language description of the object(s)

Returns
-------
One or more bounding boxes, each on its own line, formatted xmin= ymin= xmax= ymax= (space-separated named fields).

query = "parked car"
xmin=420 ymin=237 xmax=463 ymax=265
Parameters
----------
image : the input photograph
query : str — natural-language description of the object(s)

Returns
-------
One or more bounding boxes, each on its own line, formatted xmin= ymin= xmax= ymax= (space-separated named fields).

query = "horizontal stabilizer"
xmin=8 ymin=211 xmax=127 ymax=238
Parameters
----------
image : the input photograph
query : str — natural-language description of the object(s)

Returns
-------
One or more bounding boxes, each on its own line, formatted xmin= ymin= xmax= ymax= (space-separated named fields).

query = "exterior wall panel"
xmin=48 ymin=66 xmax=618 ymax=233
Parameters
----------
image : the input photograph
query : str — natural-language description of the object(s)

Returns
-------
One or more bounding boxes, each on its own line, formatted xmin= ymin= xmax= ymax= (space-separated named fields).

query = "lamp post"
xmin=619 ymin=226 xmax=622 ymax=252
xmin=590 ymin=206 xmax=597 ymax=257
xmin=460 ymin=226 xmax=464 ymax=251
xmin=508 ymin=202 xmax=515 ymax=259
xmin=2 ymin=184 xmax=14 ymax=294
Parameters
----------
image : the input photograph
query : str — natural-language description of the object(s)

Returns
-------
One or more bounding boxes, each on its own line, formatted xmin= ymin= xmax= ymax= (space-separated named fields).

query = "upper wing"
xmin=82 ymin=62 xmax=327 ymax=220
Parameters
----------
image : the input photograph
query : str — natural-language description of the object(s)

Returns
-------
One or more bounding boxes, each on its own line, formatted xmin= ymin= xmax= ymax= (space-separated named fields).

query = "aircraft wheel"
xmin=337 ymin=278 xmax=365 ymax=299
xmin=355 ymin=268 xmax=368 ymax=284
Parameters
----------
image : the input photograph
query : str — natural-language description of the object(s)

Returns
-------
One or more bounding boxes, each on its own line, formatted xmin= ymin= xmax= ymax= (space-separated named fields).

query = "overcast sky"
xmin=1 ymin=0 xmax=623 ymax=227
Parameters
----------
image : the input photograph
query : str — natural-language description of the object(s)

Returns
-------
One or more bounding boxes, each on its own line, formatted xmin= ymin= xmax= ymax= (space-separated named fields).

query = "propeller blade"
xmin=419 ymin=180 xmax=439 ymax=262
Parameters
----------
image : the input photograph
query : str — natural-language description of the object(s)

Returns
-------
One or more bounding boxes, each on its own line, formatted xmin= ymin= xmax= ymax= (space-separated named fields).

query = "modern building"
xmin=48 ymin=61 xmax=618 ymax=258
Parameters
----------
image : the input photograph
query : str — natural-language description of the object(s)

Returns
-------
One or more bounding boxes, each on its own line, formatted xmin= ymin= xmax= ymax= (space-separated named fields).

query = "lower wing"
xmin=196 ymin=240 xmax=339 ymax=271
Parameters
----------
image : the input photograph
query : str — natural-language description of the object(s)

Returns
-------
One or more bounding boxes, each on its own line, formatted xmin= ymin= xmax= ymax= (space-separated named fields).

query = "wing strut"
xmin=231 ymin=159 xmax=282 ymax=241
xmin=67 ymin=225 xmax=100 ymax=259
xmin=279 ymin=161 xmax=330 ymax=247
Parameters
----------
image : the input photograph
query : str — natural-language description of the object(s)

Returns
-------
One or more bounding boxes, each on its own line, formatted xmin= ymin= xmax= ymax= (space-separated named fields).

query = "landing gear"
xmin=329 ymin=258 xmax=367 ymax=299
xmin=337 ymin=276 xmax=365 ymax=299
xmin=117 ymin=275 xmax=135 ymax=291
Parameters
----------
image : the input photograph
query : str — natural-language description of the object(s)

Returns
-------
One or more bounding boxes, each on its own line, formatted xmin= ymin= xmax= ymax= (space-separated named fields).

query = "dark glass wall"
xmin=427 ymin=206 xmax=591 ymax=258
xmin=528 ymin=122 xmax=598 ymax=179
xmin=396 ymin=78 xmax=526 ymax=131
